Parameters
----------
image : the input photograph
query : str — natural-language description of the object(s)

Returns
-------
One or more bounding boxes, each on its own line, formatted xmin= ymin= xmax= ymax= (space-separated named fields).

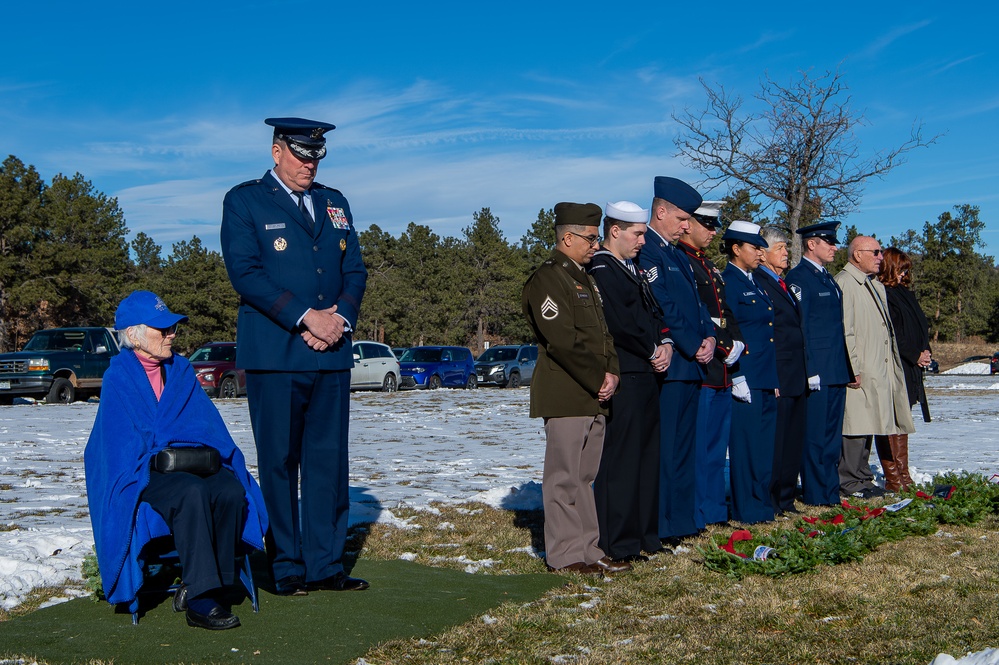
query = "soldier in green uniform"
xmin=522 ymin=202 xmax=628 ymax=575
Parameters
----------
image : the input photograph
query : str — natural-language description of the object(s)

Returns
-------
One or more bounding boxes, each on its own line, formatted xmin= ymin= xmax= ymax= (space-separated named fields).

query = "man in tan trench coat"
xmin=835 ymin=235 xmax=915 ymax=498
xmin=522 ymin=202 xmax=627 ymax=575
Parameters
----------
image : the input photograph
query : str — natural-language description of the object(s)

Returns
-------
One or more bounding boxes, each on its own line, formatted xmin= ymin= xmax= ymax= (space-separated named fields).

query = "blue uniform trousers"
xmin=799 ymin=385 xmax=846 ymax=505
xmin=729 ymin=389 xmax=777 ymax=524
xmin=658 ymin=380 xmax=700 ymax=540
xmin=695 ymin=386 xmax=731 ymax=527
xmin=771 ymin=392 xmax=807 ymax=512
xmin=142 ymin=468 xmax=245 ymax=600
xmin=245 ymin=370 xmax=350 ymax=582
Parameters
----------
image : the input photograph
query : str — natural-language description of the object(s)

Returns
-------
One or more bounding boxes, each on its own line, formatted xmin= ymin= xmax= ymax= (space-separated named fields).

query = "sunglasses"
xmin=566 ymin=232 xmax=601 ymax=246
xmin=858 ymin=249 xmax=883 ymax=256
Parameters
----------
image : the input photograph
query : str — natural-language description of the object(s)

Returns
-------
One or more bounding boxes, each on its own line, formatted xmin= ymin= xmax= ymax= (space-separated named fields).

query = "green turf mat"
xmin=0 ymin=560 xmax=563 ymax=665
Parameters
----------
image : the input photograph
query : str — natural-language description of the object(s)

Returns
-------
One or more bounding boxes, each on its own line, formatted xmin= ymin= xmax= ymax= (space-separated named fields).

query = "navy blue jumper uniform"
xmin=755 ymin=265 xmax=808 ymax=514
xmin=786 ymin=256 xmax=851 ymax=505
xmin=221 ymin=170 xmax=367 ymax=585
xmin=723 ymin=264 xmax=778 ymax=524
xmin=637 ymin=229 xmax=715 ymax=540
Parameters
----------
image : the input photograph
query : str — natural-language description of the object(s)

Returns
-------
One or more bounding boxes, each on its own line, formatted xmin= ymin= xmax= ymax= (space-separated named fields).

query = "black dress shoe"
xmin=592 ymin=556 xmax=632 ymax=574
xmin=274 ymin=575 xmax=309 ymax=596
xmin=309 ymin=572 xmax=370 ymax=591
xmin=547 ymin=561 xmax=601 ymax=574
xmin=612 ymin=554 xmax=649 ymax=563
xmin=186 ymin=606 xmax=240 ymax=630
xmin=172 ymin=583 xmax=188 ymax=612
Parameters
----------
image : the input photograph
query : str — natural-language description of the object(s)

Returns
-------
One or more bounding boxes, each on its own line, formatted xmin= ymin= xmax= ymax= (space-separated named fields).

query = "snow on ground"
xmin=1 ymin=374 xmax=997 ymax=660
xmin=942 ymin=362 xmax=992 ymax=375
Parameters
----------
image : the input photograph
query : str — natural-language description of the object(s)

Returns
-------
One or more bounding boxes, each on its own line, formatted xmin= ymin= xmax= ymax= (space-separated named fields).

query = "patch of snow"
xmin=942 ymin=363 xmax=991 ymax=375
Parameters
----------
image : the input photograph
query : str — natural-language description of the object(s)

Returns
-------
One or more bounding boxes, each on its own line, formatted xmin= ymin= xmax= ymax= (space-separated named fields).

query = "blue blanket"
xmin=84 ymin=349 xmax=267 ymax=605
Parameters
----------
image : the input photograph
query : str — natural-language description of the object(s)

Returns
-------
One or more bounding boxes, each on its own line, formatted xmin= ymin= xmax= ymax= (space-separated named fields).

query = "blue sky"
xmin=2 ymin=1 xmax=996 ymax=255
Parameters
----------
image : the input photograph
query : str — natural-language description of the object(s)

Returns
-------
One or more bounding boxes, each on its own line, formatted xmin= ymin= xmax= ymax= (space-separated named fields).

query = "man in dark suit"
xmin=522 ymin=202 xmax=628 ymax=575
xmin=755 ymin=227 xmax=808 ymax=515
xmin=786 ymin=222 xmax=852 ymax=506
xmin=678 ymin=201 xmax=745 ymax=527
xmin=588 ymin=201 xmax=670 ymax=562
xmin=637 ymin=177 xmax=716 ymax=544
xmin=221 ymin=117 xmax=368 ymax=595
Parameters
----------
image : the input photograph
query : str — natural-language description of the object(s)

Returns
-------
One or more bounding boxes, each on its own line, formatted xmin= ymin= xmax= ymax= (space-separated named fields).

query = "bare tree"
xmin=673 ymin=69 xmax=934 ymax=261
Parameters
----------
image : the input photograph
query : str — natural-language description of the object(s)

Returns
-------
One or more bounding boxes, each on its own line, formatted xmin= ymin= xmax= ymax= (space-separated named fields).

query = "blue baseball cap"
xmin=115 ymin=291 xmax=188 ymax=330
xmin=653 ymin=176 xmax=702 ymax=214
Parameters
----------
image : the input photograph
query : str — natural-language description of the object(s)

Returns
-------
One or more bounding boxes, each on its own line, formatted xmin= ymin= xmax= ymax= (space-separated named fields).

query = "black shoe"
xmin=186 ymin=606 xmax=240 ymax=630
xmin=862 ymin=486 xmax=887 ymax=499
xmin=309 ymin=572 xmax=370 ymax=591
xmin=274 ymin=575 xmax=309 ymax=596
xmin=172 ymin=583 xmax=188 ymax=612
xmin=612 ymin=554 xmax=650 ymax=563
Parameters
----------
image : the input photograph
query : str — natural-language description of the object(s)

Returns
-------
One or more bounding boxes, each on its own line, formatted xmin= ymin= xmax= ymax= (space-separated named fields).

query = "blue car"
xmin=399 ymin=346 xmax=476 ymax=390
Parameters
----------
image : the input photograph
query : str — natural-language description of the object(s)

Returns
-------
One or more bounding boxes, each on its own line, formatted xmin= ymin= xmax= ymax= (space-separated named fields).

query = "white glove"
xmin=724 ymin=340 xmax=745 ymax=367
xmin=808 ymin=375 xmax=821 ymax=392
xmin=731 ymin=376 xmax=751 ymax=403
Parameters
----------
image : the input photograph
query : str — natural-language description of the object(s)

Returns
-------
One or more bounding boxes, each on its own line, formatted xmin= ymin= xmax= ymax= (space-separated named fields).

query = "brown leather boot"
xmin=890 ymin=434 xmax=914 ymax=491
xmin=875 ymin=435 xmax=902 ymax=492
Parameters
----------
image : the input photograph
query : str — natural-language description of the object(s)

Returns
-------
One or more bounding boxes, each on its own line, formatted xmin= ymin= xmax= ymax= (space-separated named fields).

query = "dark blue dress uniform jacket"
xmin=221 ymin=171 xmax=367 ymax=371
xmin=754 ymin=268 xmax=806 ymax=397
xmin=637 ymin=229 xmax=714 ymax=382
xmin=785 ymin=258 xmax=851 ymax=385
xmin=723 ymin=266 xmax=778 ymax=389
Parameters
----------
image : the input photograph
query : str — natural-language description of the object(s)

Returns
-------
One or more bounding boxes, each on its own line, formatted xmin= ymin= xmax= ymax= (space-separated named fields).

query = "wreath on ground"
xmin=698 ymin=472 xmax=999 ymax=579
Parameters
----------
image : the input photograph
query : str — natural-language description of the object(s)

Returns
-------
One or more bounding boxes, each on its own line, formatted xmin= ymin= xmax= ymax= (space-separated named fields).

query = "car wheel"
xmin=465 ymin=374 xmax=477 ymax=390
xmin=219 ymin=375 xmax=237 ymax=399
xmin=506 ymin=371 xmax=521 ymax=389
xmin=46 ymin=378 xmax=75 ymax=404
xmin=381 ymin=373 xmax=397 ymax=393
xmin=428 ymin=375 xmax=442 ymax=390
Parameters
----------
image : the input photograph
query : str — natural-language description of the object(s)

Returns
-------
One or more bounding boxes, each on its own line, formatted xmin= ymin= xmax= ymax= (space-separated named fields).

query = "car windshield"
xmin=401 ymin=348 xmax=442 ymax=363
xmin=189 ymin=346 xmax=236 ymax=362
xmin=478 ymin=348 xmax=516 ymax=362
xmin=23 ymin=330 xmax=88 ymax=352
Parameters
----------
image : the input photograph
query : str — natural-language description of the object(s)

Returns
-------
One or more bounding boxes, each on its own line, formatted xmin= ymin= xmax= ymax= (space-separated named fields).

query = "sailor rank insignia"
xmin=327 ymin=205 xmax=350 ymax=230
xmin=340 ymin=238 xmax=347 ymax=251
xmin=273 ymin=237 xmax=287 ymax=251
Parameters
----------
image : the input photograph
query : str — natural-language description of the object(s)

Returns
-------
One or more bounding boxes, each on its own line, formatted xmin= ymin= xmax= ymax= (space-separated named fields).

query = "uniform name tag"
xmin=667 ymin=265 xmax=679 ymax=272
xmin=265 ymin=223 xmax=286 ymax=230
xmin=577 ymin=292 xmax=590 ymax=299
xmin=818 ymin=291 xmax=831 ymax=296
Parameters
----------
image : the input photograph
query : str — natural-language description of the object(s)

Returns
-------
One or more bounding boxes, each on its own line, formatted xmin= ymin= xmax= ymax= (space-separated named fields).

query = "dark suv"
xmin=475 ymin=345 xmax=537 ymax=388
xmin=189 ymin=342 xmax=245 ymax=398
xmin=0 ymin=327 xmax=119 ymax=404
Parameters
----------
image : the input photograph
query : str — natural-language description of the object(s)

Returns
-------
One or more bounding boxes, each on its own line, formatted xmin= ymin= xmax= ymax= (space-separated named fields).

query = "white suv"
xmin=350 ymin=341 xmax=400 ymax=392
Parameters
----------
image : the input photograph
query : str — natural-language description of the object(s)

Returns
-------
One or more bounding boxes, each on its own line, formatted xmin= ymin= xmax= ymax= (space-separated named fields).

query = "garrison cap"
xmin=795 ymin=220 xmax=841 ymax=245
xmin=722 ymin=220 xmax=769 ymax=248
xmin=692 ymin=200 xmax=724 ymax=229
xmin=605 ymin=200 xmax=649 ymax=224
xmin=653 ymin=176 xmax=702 ymax=214
xmin=554 ymin=202 xmax=602 ymax=227
xmin=265 ymin=117 xmax=336 ymax=160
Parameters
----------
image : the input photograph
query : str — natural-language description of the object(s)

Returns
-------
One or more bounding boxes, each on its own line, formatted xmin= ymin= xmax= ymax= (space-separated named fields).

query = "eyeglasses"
xmin=858 ymin=249 xmax=883 ymax=256
xmin=151 ymin=324 xmax=179 ymax=336
xmin=566 ymin=232 xmax=601 ymax=246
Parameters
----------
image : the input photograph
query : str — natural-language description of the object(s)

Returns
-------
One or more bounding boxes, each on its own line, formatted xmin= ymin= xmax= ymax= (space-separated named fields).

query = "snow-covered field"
xmin=1 ymin=373 xmax=997 ymax=661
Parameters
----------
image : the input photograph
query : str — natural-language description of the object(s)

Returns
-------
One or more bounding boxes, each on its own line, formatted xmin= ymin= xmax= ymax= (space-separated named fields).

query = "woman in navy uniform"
xmin=721 ymin=221 xmax=777 ymax=524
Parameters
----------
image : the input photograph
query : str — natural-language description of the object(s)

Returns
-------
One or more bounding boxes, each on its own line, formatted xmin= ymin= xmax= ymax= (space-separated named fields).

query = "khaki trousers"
xmin=543 ymin=415 xmax=606 ymax=569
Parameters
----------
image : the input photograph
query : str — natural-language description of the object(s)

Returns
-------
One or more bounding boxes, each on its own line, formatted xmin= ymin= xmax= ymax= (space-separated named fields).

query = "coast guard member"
xmin=638 ymin=177 xmax=716 ymax=544
xmin=786 ymin=222 xmax=851 ymax=506
xmin=678 ymin=201 xmax=745 ymax=527
xmin=721 ymin=221 xmax=777 ymax=524
xmin=522 ymin=202 xmax=628 ymax=575
xmin=755 ymin=227 xmax=807 ymax=515
xmin=221 ymin=117 xmax=369 ymax=595
xmin=588 ymin=201 xmax=670 ymax=562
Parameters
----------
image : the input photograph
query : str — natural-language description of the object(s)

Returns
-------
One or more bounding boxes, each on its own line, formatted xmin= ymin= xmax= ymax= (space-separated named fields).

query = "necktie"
xmin=778 ymin=277 xmax=788 ymax=294
xmin=295 ymin=191 xmax=315 ymax=232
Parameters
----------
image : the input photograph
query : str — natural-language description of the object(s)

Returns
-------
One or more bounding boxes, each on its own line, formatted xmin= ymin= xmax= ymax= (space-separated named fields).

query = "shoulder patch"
xmin=540 ymin=295 xmax=559 ymax=320
xmin=646 ymin=266 xmax=659 ymax=283
xmin=789 ymin=284 xmax=802 ymax=301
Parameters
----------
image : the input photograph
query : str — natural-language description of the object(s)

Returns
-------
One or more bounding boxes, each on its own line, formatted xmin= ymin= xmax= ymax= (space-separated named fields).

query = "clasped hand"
xmin=300 ymin=306 xmax=344 ymax=351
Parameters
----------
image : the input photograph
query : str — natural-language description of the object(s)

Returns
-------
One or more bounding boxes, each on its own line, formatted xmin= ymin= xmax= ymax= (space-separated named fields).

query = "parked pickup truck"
xmin=0 ymin=327 xmax=120 ymax=404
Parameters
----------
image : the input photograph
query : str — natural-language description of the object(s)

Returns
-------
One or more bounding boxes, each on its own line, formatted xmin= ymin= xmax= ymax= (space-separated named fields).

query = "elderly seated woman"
xmin=85 ymin=291 xmax=267 ymax=630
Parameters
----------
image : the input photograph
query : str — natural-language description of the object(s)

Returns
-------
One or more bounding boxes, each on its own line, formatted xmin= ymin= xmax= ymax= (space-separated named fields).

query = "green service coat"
xmin=522 ymin=250 xmax=620 ymax=418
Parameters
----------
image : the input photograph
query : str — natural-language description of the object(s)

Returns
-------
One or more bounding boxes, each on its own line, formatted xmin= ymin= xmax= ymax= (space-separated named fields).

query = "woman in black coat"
xmin=877 ymin=248 xmax=932 ymax=491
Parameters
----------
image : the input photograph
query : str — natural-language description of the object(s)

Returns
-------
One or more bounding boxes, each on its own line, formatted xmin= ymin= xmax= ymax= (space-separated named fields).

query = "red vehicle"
xmin=189 ymin=342 xmax=246 ymax=398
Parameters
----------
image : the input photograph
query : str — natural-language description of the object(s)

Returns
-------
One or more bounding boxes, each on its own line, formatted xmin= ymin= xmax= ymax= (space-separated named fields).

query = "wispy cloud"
xmin=931 ymin=54 xmax=983 ymax=75
xmin=853 ymin=20 xmax=933 ymax=60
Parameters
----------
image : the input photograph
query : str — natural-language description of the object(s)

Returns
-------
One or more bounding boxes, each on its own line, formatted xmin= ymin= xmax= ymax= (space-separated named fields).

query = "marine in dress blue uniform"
xmin=588 ymin=201 xmax=669 ymax=561
xmin=637 ymin=177 xmax=716 ymax=543
xmin=678 ymin=201 xmax=745 ymax=527
xmin=754 ymin=228 xmax=808 ymax=515
xmin=221 ymin=118 xmax=368 ymax=594
xmin=786 ymin=222 xmax=851 ymax=506
xmin=722 ymin=221 xmax=778 ymax=524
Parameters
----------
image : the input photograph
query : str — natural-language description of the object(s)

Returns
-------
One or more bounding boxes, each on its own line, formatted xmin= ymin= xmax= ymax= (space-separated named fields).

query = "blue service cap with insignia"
xmin=653 ymin=176 xmax=702 ymax=214
xmin=692 ymin=200 xmax=724 ymax=229
xmin=265 ymin=117 xmax=336 ymax=160
xmin=795 ymin=221 xmax=841 ymax=245
xmin=722 ymin=220 xmax=769 ymax=248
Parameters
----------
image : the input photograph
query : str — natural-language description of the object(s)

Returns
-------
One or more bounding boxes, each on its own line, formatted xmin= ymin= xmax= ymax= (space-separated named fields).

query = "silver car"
xmin=474 ymin=345 xmax=537 ymax=388
xmin=350 ymin=341 xmax=400 ymax=392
